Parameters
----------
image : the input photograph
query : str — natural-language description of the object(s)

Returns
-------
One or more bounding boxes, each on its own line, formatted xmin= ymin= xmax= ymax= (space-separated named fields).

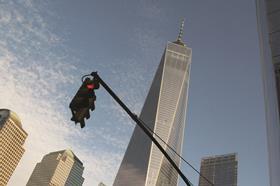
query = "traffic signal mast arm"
xmin=91 ymin=72 xmax=192 ymax=186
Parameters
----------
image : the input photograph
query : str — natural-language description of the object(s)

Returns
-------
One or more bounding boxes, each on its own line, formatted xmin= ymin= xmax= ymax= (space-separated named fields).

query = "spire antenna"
xmin=173 ymin=19 xmax=185 ymax=46
xmin=177 ymin=19 xmax=185 ymax=42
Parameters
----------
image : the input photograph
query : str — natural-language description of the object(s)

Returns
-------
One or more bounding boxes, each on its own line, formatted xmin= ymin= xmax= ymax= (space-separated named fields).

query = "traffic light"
xmin=69 ymin=77 xmax=99 ymax=128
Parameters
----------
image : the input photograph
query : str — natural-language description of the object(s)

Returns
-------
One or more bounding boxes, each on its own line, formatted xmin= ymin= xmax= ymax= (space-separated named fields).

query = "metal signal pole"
xmin=91 ymin=72 xmax=192 ymax=186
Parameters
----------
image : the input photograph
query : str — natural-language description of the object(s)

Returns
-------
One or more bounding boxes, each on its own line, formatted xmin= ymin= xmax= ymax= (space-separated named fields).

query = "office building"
xmin=198 ymin=153 xmax=238 ymax=186
xmin=256 ymin=1 xmax=280 ymax=186
xmin=0 ymin=109 xmax=28 ymax=185
xmin=26 ymin=149 xmax=84 ymax=186
xmin=113 ymin=20 xmax=192 ymax=186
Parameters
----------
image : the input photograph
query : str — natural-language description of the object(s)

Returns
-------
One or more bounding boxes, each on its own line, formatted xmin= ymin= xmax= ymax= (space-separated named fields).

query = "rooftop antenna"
xmin=174 ymin=19 xmax=185 ymax=46
xmin=177 ymin=19 xmax=184 ymax=42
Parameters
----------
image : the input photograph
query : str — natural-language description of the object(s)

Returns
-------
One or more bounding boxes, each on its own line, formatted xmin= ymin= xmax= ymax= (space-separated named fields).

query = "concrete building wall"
xmin=256 ymin=1 xmax=280 ymax=186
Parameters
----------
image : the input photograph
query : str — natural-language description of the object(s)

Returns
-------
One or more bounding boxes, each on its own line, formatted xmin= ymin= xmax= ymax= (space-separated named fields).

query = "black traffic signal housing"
xmin=69 ymin=77 xmax=99 ymax=128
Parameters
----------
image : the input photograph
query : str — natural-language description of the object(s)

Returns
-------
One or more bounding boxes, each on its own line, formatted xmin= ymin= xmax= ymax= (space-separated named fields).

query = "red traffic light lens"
xmin=87 ymin=84 xmax=95 ymax=90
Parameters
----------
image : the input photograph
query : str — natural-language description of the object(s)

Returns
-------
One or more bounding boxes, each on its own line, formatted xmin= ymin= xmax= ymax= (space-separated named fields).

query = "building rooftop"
xmin=201 ymin=153 xmax=238 ymax=161
xmin=49 ymin=149 xmax=83 ymax=165
xmin=0 ymin=109 xmax=22 ymax=128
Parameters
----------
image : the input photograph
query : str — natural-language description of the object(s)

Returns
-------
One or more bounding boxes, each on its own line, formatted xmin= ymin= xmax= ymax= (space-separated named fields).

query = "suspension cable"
xmin=138 ymin=118 xmax=214 ymax=186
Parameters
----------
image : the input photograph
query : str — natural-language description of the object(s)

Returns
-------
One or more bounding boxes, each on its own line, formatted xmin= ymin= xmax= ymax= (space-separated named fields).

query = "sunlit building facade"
xmin=0 ymin=109 xmax=27 ymax=186
xmin=113 ymin=21 xmax=192 ymax=186
xmin=198 ymin=153 xmax=238 ymax=186
xmin=26 ymin=149 xmax=84 ymax=186
xmin=256 ymin=1 xmax=280 ymax=186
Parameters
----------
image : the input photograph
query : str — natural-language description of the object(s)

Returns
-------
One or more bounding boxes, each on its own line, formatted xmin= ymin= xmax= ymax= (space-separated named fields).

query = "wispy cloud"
xmin=0 ymin=1 xmax=171 ymax=185
xmin=0 ymin=1 xmax=123 ymax=185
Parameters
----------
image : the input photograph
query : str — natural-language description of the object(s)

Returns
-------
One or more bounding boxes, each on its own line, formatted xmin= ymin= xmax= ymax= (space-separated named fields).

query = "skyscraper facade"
xmin=0 ymin=109 xmax=27 ymax=186
xmin=198 ymin=153 xmax=238 ymax=186
xmin=26 ymin=149 xmax=84 ymax=186
xmin=113 ymin=21 xmax=192 ymax=186
xmin=256 ymin=1 xmax=280 ymax=186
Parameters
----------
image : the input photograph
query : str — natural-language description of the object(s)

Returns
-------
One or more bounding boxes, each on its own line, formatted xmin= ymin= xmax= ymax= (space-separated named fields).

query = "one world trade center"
xmin=114 ymin=21 xmax=192 ymax=186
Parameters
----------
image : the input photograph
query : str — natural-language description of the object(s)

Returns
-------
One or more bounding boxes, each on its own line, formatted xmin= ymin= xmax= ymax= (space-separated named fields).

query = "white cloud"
xmin=0 ymin=1 xmax=170 ymax=185
xmin=0 ymin=1 xmax=123 ymax=185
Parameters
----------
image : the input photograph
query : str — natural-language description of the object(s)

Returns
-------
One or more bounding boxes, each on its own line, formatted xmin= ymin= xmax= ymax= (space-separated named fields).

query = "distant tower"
xmin=198 ymin=153 xmax=238 ymax=186
xmin=26 ymin=149 xmax=84 ymax=186
xmin=0 ymin=109 xmax=28 ymax=186
xmin=114 ymin=20 xmax=192 ymax=186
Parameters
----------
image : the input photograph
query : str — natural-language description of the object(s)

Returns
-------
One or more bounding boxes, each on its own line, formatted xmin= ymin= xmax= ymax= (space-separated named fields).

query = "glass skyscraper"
xmin=26 ymin=149 xmax=84 ymax=186
xmin=198 ymin=153 xmax=238 ymax=186
xmin=113 ymin=21 xmax=192 ymax=186
xmin=256 ymin=1 xmax=280 ymax=186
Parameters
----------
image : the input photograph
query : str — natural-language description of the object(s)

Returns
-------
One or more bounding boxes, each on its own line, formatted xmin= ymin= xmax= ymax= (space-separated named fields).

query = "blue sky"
xmin=0 ymin=0 xmax=269 ymax=185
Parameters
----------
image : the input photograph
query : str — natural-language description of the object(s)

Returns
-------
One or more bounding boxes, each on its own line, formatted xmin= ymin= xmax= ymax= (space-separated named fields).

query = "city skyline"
xmin=0 ymin=1 xmax=270 ymax=185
